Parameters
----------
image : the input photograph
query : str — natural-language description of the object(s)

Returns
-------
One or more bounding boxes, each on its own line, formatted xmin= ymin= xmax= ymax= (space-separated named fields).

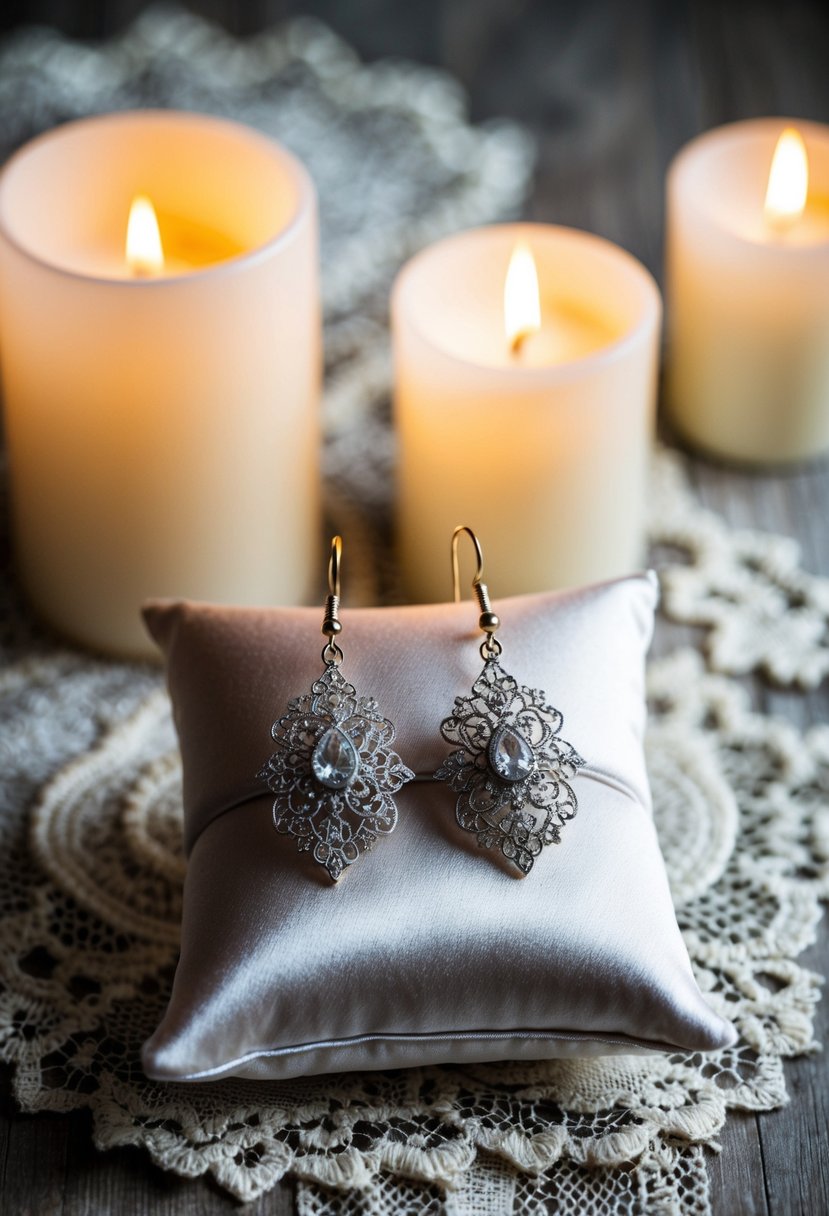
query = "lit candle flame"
xmin=126 ymin=195 xmax=164 ymax=276
xmin=504 ymin=241 xmax=541 ymax=355
xmin=764 ymin=127 xmax=808 ymax=233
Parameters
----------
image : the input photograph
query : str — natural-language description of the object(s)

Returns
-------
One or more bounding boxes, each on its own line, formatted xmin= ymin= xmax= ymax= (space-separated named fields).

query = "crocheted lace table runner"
xmin=1 ymin=11 xmax=827 ymax=1215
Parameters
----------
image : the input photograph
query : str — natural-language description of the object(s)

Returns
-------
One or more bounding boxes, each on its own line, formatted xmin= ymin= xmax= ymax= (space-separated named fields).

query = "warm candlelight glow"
xmin=504 ymin=241 xmax=541 ymax=354
xmin=126 ymin=194 xmax=164 ymax=276
xmin=764 ymin=127 xmax=808 ymax=232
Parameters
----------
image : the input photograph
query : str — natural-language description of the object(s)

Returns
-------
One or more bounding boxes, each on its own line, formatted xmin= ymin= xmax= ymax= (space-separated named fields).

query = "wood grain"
xmin=1 ymin=1 xmax=828 ymax=1212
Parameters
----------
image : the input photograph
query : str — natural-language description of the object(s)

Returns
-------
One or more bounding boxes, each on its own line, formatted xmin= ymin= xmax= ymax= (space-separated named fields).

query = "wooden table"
xmin=1 ymin=2 xmax=828 ymax=1212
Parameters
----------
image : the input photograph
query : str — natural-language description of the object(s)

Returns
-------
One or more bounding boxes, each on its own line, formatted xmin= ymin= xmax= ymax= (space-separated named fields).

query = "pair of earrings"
xmin=258 ymin=528 xmax=585 ymax=881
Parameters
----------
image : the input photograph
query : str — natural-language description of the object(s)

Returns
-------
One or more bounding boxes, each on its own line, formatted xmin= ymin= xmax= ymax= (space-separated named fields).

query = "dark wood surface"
xmin=1 ymin=2 xmax=828 ymax=1212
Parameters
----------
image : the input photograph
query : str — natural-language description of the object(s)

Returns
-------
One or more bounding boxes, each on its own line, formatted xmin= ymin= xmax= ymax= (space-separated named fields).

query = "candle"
xmin=666 ymin=118 xmax=829 ymax=464
xmin=0 ymin=111 xmax=321 ymax=657
xmin=392 ymin=224 xmax=661 ymax=601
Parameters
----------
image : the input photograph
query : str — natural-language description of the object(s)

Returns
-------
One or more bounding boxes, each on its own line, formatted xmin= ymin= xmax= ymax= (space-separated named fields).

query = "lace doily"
xmin=648 ymin=452 xmax=829 ymax=689
xmin=0 ymin=10 xmax=826 ymax=1216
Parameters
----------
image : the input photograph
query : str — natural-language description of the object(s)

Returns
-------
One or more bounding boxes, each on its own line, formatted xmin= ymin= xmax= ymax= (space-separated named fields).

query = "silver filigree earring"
xmin=434 ymin=526 xmax=586 ymax=875
xmin=258 ymin=537 xmax=414 ymax=882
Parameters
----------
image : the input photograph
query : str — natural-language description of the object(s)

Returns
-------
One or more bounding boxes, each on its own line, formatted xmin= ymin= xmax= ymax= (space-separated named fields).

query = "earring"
xmin=258 ymin=537 xmax=414 ymax=882
xmin=434 ymin=526 xmax=586 ymax=875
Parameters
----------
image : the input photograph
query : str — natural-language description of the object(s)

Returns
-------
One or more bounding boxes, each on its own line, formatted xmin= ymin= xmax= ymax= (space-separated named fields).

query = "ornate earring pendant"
xmin=435 ymin=527 xmax=586 ymax=875
xmin=258 ymin=537 xmax=414 ymax=882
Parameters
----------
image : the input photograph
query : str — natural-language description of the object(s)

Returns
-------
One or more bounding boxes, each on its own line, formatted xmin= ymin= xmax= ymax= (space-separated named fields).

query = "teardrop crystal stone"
xmin=311 ymin=727 xmax=360 ymax=790
xmin=488 ymin=723 xmax=535 ymax=783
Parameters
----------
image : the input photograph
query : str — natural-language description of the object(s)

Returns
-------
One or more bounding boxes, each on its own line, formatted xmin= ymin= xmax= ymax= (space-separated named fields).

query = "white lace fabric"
xmin=0 ymin=10 xmax=827 ymax=1215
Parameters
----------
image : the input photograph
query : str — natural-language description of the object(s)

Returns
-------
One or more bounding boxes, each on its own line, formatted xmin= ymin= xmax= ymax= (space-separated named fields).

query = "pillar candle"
xmin=0 ymin=111 xmax=321 ymax=657
xmin=666 ymin=118 xmax=829 ymax=464
xmin=392 ymin=224 xmax=661 ymax=602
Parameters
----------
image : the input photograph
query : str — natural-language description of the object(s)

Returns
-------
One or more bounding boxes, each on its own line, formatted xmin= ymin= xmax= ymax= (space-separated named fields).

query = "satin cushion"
xmin=142 ymin=574 xmax=735 ymax=1082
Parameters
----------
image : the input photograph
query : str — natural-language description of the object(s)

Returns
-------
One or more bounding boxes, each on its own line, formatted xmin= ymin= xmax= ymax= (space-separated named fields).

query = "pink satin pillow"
xmin=142 ymin=573 xmax=735 ymax=1082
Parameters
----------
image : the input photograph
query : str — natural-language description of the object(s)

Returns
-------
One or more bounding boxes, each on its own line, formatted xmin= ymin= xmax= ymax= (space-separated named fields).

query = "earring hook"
xmin=322 ymin=535 xmax=344 ymax=664
xmin=328 ymin=535 xmax=342 ymax=599
xmin=450 ymin=525 xmax=485 ymax=603
xmin=450 ymin=525 xmax=502 ymax=658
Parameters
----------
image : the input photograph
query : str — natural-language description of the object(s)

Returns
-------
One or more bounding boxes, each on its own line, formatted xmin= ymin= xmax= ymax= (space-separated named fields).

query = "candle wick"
xmin=510 ymin=329 xmax=530 ymax=357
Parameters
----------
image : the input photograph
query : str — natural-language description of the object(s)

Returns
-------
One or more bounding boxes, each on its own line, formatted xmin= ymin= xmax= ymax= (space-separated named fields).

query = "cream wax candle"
xmin=0 ymin=111 xmax=321 ymax=657
xmin=393 ymin=224 xmax=661 ymax=601
xmin=666 ymin=118 xmax=829 ymax=464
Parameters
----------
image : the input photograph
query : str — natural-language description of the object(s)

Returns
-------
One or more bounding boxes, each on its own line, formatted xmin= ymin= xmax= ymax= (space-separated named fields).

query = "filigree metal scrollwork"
xmin=435 ymin=658 xmax=585 ymax=874
xmin=259 ymin=664 xmax=414 ymax=881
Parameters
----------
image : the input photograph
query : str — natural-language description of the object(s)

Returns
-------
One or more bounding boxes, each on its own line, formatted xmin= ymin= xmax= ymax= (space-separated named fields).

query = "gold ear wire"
xmin=322 ymin=535 xmax=344 ymax=663
xmin=450 ymin=525 xmax=501 ymax=657
xmin=450 ymin=525 xmax=483 ymax=602
xmin=327 ymin=535 xmax=341 ymax=600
